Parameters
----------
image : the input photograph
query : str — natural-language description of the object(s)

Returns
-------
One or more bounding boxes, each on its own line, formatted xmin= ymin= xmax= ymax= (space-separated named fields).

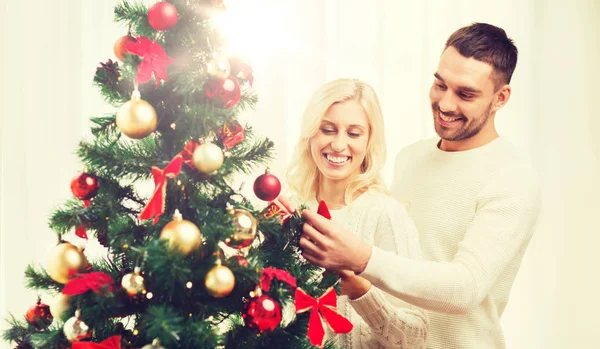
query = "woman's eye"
xmin=321 ymin=128 xmax=335 ymax=134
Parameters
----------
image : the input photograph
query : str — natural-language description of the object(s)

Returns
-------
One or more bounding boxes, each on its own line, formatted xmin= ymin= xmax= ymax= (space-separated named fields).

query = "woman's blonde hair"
xmin=286 ymin=78 xmax=388 ymax=205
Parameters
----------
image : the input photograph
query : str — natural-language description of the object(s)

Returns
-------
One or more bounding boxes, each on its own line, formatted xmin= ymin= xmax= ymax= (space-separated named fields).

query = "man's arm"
xmin=301 ymin=167 xmax=541 ymax=314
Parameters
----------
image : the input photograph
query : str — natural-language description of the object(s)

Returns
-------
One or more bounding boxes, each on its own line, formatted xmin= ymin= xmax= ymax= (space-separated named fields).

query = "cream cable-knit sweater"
xmin=308 ymin=190 xmax=429 ymax=348
xmin=362 ymin=137 xmax=542 ymax=349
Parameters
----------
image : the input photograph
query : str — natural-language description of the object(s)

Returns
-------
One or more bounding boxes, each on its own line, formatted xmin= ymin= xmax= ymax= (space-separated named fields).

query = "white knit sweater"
xmin=361 ymin=137 xmax=542 ymax=349
xmin=308 ymin=190 xmax=429 ymax=349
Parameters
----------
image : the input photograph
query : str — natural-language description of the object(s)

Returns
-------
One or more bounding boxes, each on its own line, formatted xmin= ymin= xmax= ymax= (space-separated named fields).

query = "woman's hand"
xmin=338 ymin=270 xmax=372 ymax=300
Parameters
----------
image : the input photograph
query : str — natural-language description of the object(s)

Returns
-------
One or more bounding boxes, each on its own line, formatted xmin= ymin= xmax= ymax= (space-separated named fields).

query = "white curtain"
xmin=1 ymin=1 xmax=598 ymax=348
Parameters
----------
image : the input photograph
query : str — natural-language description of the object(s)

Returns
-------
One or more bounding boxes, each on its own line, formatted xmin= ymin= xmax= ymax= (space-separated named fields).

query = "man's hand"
xmin=300 ymin=209 xmax=372 ymax=273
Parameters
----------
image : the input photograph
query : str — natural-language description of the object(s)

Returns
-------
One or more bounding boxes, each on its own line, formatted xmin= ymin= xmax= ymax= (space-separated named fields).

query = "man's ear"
xmin=493 ymin=84 xmax=511 ymax=112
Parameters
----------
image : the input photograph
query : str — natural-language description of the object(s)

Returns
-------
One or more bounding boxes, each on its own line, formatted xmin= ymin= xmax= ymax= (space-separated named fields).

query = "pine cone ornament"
xmin=95 ymin=59 xmax=121 ymax=89
xmin=14 ymin=340 xmax=34 ymax=349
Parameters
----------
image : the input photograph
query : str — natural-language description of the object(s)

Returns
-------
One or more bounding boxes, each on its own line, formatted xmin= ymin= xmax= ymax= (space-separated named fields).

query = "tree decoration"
xmin=114 ymin=35 xmax=137 ymax=61
xmin=125 ymin=37 xmax=174 ymax=88
xmin=160 ymin=210 xmax=203 ymax=256
xmin=71 ymin=172 xmax=100 ymax=200
xmin=116 ymin=89 xmax=157 ymax=139
xmin=148 ymin=2 xmax=178 ymax=31
xmin=242 ymin=287 xmax=282 ymax=333
xmin=47 ymin=242 xmax=88 ymax=284
xmin=204 ymin=76 xmax=241 ymax=109
xmin=25 ymin=297 xmax=53 ymax=330
xmin=72 ymin=335 xmax=123 ymax=349
xmin=204 ymin=261 xmax=235 ymax=298
xmin=139 ymin=155 xmax=183 ymax=224
xmin=63 ymin=272 xmax=115 ymax=296
xmin=295 ymin=287 xmax=354 ymax=347
xmin=223 ymin=204 xmax=257 ymax=249
xmin=217 ymin=121 xmax=246 ymax=150
xmin=253 ymin=168 xmax=281 ymax=202
xmin=141 ymin=339 xmax=165 ymax=349
xmin=206 ymin=52 xmax=231 ymax=79
xmin=192 ymin=141 xmax=224 ymax=174
xmin=63 ymin=309 xmax=91 ymax=343
xmin=121 ymin=267 xmax=146 ymax=297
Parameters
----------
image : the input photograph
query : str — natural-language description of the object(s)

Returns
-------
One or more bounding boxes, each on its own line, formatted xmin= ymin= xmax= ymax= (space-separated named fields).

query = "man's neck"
xmin=439 ymin=130 xmax=500 ymax=152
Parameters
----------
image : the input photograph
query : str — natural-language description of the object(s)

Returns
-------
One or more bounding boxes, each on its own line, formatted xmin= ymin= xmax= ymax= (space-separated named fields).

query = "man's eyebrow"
xmin=434 ymin=72 xmax=481 ymax=94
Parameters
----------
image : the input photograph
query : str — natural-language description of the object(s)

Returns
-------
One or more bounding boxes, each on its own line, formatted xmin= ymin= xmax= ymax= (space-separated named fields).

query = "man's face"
xmin=429 ymin=46 xmax=501 ymax=149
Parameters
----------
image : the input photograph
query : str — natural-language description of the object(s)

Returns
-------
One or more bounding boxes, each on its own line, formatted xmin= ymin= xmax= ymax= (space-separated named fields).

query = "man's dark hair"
xmin=445 ymin=23 xmax=518 ymax=89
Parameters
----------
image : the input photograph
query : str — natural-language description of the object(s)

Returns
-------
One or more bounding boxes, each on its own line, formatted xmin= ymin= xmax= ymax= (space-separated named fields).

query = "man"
xmin=299 ymin=23 xmax=542 ymax=348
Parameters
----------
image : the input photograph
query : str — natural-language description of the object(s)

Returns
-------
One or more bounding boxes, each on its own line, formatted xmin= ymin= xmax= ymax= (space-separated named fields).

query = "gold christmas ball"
xmin=193 ymin=142 xmax=224 ymax=174
xmin=63 ymin=310 xmax=90 ymax=342
xmin=49 ymin=293 xmax=71 ymax=319
xmin=207 ymin=53 xmax=231 ymax=79
xmin=142 ymin=339 xmax=165 ymax=349
xmin=205 ymin=264 xmax=235 ymax=298
xmin=160 ymin=210 xmax=203 ymax=256
xmin=116 ymin=90 xmax=157 ymax=139
xmin=47 ymin=243 xmax=88 ymax=284
xmin=224 ymin=206 xmax=257 ymax=249
xmin=121 ymin=267 xmax=146 ymax=296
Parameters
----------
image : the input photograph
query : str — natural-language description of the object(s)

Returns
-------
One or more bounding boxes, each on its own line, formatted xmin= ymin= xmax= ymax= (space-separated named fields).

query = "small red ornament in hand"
xmin=204 ymin=77 xmax=241 ymax=109
xmin=71 ymin=172 xmax=100 ymax=200
xmin=26 ymin=297 xmax=53 ymax=330
xmin=242 ymin=291 xmax=282 ymax=333
xmin=148 ymin=2 xmax=178 ymax=31
xmin=317 ymin=200 xmax=331 ymax=219
xmin=253 ymin=169 xmax=281 ymax=202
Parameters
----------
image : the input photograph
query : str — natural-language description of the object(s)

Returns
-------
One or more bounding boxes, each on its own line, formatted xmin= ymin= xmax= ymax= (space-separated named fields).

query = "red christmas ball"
xmin=242 ymin=294 xmax=282 ymax=333
xmin=70 ymin=172 xmax=100 ymax=200
xmin=114 ymin=35 xmax=137 ymax=61
xmin=148 ymin=2 xmax=178 ymax=31
xmin=253 ymin=170 xmax=281 ymax=201
xmin=204 ymin=77 xmax=242 ymax=109
xmin=26 ymin=299 xmax=53 ymax=330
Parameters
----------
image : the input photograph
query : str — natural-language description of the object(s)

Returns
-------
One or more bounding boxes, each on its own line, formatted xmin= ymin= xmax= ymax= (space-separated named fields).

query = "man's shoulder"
xmin=394 ymin=138 xmax=438 ymax=163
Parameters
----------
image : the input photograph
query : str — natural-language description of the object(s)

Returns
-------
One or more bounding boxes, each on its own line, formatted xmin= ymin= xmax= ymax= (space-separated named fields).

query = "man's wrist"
xmin=353 ymin=241 xmax=372 ymax=274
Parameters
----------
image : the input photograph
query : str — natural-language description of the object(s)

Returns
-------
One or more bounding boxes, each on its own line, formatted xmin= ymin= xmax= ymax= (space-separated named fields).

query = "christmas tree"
xmin=2 ymin=1 xmax=347 ymax=348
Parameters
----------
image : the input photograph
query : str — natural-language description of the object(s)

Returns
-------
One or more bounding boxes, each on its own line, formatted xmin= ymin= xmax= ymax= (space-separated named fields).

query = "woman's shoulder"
xmin=356 ymin=189 xmax=410 ymax=216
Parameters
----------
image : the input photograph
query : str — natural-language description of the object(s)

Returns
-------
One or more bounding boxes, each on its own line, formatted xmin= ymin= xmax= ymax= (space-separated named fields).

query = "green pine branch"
xmin=24 ymin=265 xmax=62 ymax=292
xmin=114 ymin=1 xmax=156 ymax=39
xmin=78 ymin=137 xmax=160 ymax=181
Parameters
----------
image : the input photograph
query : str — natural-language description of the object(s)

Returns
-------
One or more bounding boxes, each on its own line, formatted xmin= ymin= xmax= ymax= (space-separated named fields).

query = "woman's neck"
xmin=317 ymin=178 xmax=348 ymax=210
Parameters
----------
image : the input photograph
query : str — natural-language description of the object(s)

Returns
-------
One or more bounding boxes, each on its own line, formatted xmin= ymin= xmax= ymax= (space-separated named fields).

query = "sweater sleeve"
xmin=360 ymin=166 xmax=542 ymax=314
xmin=348 ymin=198 xmax=429 ymax=348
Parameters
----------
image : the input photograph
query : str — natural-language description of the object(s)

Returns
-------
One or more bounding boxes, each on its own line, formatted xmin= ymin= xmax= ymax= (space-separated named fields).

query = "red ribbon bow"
xmin=178 ymin=140 xmax=200 ymax=169
xmin=295 ymin=287 xmax=353 ymax=348
xmin=72 ymin=335 xmax=122 ymax=349
xmin=139 ymin=155 xmax=184 ymax=224
xmin=125 ymin=36 xmax=174 ymax=88
xmin=260 ymin=267 xmax=297 ymax=292
xmin=62 ymin=272 xmax=115 ymax=296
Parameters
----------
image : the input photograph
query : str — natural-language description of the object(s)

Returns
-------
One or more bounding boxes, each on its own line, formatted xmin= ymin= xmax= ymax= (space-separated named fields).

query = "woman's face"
xmin=309 ymin=100 xmax=370 ymax=185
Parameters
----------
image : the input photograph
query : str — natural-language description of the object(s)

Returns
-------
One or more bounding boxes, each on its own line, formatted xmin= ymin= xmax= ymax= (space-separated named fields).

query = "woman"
xmin=286 ymin=79 xmax=428 ymax=348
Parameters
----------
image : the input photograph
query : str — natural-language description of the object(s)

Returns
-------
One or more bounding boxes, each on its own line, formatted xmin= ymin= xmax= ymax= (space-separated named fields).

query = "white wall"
xmin=1 ymin=1 xmax=599 ymax=348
